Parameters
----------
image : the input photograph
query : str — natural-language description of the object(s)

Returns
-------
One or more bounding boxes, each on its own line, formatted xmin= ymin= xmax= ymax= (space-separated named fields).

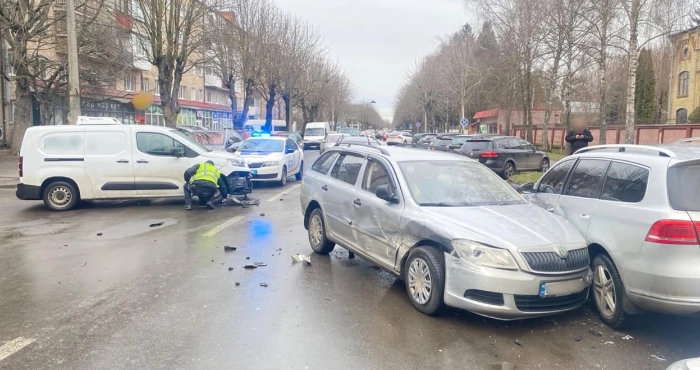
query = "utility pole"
xmin=66 ymin=0 xmax=81 ymax=124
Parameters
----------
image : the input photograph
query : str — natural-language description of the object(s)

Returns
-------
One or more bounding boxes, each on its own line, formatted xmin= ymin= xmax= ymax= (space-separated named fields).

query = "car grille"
xmin=252 ymin=173 xmax=277 ymax=179
xmin=464 ymin=290 xmax=504 ymax=306
xmin=521 ymin=248 xmax=590 ymax=273
xmin=514 ymin=289 xmax=589 ymax=312
xmin=248 ymin=162 xmax=264 ymax=169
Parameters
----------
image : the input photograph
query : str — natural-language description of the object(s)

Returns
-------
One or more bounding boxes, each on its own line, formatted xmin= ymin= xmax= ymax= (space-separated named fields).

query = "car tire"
xmin=307 ymin=208 xmax=335 ymax=254
xmin=405 ymin=246 xmax=446 ymax=316
xmin=591 ymin=254 xmax=627 ymax=329
xmin=502 ymin=161 xmax=516 ymax=180
xmin=295 ymin=162 xmax=304 ymax=181
xmin=43 ymin=181 xmax=79 ymax=211
xmin=540 ymin=158 xmax=550 ymax=172
xmin=278 ymin=166 xmax=287 ymax=187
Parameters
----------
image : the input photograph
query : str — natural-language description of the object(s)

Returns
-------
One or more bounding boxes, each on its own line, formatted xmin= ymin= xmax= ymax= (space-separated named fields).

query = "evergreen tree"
xmin=635 ymin=48 xmax=656 ymax=123
xmin=476 ymin=22 xmax=498 ymax=53
xmin=460 ymin=23 xmax=474 ymax=41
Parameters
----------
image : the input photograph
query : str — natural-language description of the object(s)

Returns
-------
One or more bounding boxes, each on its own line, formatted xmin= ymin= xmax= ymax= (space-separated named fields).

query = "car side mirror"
xmin=171 ymin=147 xmax=184 ymax=158
xmin=520 ymin=182 xmax=535 ymax=194
xmin=285 ymin=148 xmax=295 ymax=154
xmin=535 ymin=146 xmax=541 ymax=151
xmin=375 ymin=184 xmax=399 ymax=204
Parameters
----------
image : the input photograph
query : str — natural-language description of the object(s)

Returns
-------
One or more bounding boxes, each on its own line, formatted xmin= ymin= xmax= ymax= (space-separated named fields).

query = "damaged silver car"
xmin=300 ymin=145 xmax=593 ymax=320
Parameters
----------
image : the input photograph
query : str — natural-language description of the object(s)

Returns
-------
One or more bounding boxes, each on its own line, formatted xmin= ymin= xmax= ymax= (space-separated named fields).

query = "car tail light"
xmin=645 ymin=220 xmax=700 ymax=245
xmin=398 ymin=135 xmax=403 ymax=140
xmin=18 ymin=156 xmax=23 ymax=178
xmin=480 ymin=151 xmax=498 ymax=158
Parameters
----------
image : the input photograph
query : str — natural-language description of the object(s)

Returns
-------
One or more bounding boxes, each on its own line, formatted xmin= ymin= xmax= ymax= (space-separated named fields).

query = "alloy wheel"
xmin=309 ymin=214 xmax=323 ymax=248
xmin=593 ymin=264 xmax=616 ymax=318
xmin=408 ymin=258 xmax=432 ymax=305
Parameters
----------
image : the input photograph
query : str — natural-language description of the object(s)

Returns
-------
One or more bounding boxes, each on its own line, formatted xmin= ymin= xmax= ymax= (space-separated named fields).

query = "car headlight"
xmin=451 ymin=239 xmax=519 ymax=270
xmin=263 ymin=161 xmax=279 ymax=167
xmin=228 ymin=158 xmax=246 ymax=167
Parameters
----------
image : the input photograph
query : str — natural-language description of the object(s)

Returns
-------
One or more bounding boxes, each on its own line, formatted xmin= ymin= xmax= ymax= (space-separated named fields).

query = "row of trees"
xmin=394 ymin=0 xmax=697 ymax=148
xmin=1 ymin=0 xmax=354 ymax=151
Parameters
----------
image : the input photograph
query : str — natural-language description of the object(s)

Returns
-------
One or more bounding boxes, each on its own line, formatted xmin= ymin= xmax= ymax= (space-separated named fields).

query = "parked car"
xmin=273 ymin=131 xmax=304 ymax=148
xmin=457 ymin=136 xmax=550 ymax=180
xmin=667 ymin=358 xmax=700 ymax=370
xmin=16 ymin=117 xmax=252 ymax=211
xmin=523 ymin=142 xmax=700 ymax=328
xmin=338 ymin=127 xmax=361 ymax=137
xmin=189 ymin=130 xmax=244 ymax=151
xmin=429 ymin=135 xmax=457 ymax=151
xmin=449 ymin=134 xmax=502 ymax=150
xmin=416 ymin=134 xmax=438 ymax=147
xmin=320 ymin=133 xmax=349 ymax=154
xmin=300 ymin=145 xmax=592 ymax=319
xmin=176 ymin=125 xmax=206 ymax=134
xmin=304 ymin=122 xmax=331 ymax=149
xmin=234 ymin=137 xmax=304 ymax=186
xmin=386 ymin=131 xmax=413 ymax=145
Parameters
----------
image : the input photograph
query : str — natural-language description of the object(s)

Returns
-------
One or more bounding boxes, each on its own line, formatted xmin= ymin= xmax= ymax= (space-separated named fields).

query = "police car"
xmin=234 ymin=136 xmax=303 ymax=186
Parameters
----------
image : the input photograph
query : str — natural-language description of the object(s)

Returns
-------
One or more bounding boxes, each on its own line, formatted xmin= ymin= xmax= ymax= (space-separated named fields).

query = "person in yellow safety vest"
xmin=183 ymin=160 xmax=229 ymax=210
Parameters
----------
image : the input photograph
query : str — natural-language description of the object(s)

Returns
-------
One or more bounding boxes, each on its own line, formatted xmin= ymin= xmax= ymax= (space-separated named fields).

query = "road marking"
xmin=202 ymin=216 xmax=244 ymax=237
xmin=0 ymin=337 xmax=35 ymax=362
xmin=267 ymin=183 xmax=302 ymax=202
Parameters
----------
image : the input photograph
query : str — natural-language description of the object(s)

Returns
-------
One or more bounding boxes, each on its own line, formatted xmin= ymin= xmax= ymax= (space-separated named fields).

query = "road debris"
xmin=325 ymin=298 xmax=332 ymax=301
xmin=490 ymin=362 xmax=515 ymax=370
xmin=574 ymin=336 xmax=582 ymax=342
xmin=149 ymin=221 xmax=164 ymax=227
xmin=348 ymin=251 xmax=355 ymax=259
xmin=260 ymin=283 xmax=268 ymax=287
xmin=604 ymin=341 xmax=615 ymax=345
xmin=514 ymin=339 xmax=525 ymax=347
xmin=292 ymin=254 xmax=311 ymax=264
xmin=244 ymin=264 xmax=258 ymax=269
xmin=96 ymin=233 xmax=103 ymax=236
xmin=246 ymin=257 xmax=250 ymax=260
xmin=651 ymin=355 xmax=667 ymax=362
xmin=81 ymin=262 xmax=87 ymax=267
xmin=234 ymin=282 xmax=240 ymax=286
xmin=228 ymin=267 xmax=234 ymax=271
xmin=588 ymin=329 xmax=603 ymax=337
xmin=224 ymin=246 xmax=237 ymax=252
xmin=254 ymin=262 xmax=267 ymax=267
xmin=260 ymin=213 xmax=265 ymax=217
xmin=621 ymin=335 xmax=633 ymax=340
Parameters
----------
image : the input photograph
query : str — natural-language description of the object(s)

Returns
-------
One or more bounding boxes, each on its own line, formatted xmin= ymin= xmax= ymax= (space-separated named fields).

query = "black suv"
xmin=457 ymin=136 xmax=550 ymax=179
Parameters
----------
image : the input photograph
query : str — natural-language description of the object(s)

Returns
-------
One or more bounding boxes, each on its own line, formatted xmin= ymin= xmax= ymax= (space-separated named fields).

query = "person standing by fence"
xmin=565 ymin=122 xmax=594 ymax=155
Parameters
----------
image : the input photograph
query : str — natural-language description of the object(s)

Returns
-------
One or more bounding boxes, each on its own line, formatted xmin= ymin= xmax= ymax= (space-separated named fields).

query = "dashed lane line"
xmin=202 ymin=216 xmax=244 ymax=237
xmin=0 ymin=337 xmax=36 ymax=362
xmin=266 ymin=183 xmax=302 ymax=202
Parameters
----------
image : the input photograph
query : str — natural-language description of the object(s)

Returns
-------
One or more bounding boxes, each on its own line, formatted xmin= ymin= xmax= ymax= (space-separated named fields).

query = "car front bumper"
xmin=304 ymin=141 xmax=321 ymax=148
xmin=443 ymin=253 xmax=592 ymax=320
xmin=16 ymin=183 xmax=42 ymax=200
xmin=249 ymin=165 xmax=282 ymax=182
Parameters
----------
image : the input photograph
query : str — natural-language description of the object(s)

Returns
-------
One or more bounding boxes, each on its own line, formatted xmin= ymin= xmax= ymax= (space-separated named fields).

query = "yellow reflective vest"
xmin=190 ymin=162 xmax=220 ymax=187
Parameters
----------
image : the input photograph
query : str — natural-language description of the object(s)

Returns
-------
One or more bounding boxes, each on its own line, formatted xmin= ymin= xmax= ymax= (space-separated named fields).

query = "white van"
xmin=16 ymin=117 xmax=252 ymax=211
xmin=303 ymin=122 xmax=331 ymax=149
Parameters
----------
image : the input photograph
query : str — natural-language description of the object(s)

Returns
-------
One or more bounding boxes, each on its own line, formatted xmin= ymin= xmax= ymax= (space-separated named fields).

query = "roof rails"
xmin=673 ymin=137 xmax=700 ymax=144
xmin=336 ymin=143 xmax=390 ymax=155
xmin=575 ymin=144 xmax=676 ymax=158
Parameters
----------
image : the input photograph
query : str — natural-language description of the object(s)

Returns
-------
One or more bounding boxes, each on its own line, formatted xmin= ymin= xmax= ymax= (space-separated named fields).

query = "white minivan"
xmin=303 ymin=122 xmax=331 ymax=149
xmin=16 ymin=117 xmax=252 ymax=211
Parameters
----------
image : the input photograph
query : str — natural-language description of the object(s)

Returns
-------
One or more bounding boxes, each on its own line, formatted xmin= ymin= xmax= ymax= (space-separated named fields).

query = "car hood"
xmin=419 ymin=203 xmax=585 ymax=250
xmin=305 ymin=135 xmax=324 ymax=141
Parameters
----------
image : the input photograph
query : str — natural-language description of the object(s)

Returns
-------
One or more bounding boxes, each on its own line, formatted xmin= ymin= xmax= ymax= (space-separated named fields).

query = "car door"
xmin=557 ymin=159 xmax=611 ymax=240
xmin=528 ymin=158 xmax=577 ymax=212
xmin=353 ymin=157 xmax=404 ymax=268
xmin=323 ymin=153 xmax=367 ymax=247
xmin=83 ymin=129 xmax=137 ymax=198
xmin=520 ymin=140 xmax=540 ymax=170
xmin=505 ymin=139 xmax=528 ymax=170
xmin=133 ymin=131 xmax=195 ymax=196
xmin=285 ymin=139 xmax=301 ymax=175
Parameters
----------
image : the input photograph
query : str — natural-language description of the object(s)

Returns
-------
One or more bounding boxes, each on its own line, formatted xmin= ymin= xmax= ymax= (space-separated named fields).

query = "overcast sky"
xmin=273 ymin=0 xmax=470 ymax=121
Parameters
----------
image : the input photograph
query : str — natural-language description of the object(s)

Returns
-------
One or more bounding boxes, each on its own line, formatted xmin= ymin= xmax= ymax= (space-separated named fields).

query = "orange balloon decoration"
xmin=132 ymin=92 xmax=154 ymax=110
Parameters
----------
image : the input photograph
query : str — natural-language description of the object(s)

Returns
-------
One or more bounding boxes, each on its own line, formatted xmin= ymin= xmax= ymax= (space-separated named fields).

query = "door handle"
xmin=117 ymin=159 xmax=129 ymax=163
xmin=580 ymin=214 xmax=591 ymax=221
xmin=321 ymin=185 xmax=328 ymax=191
xmin=353 ymin=199 xmax=361 ymax=206
xmin=136 ymin=160 xmax=149 ymax=164
xmin=547 ymin=207 xmax=555 ymax=213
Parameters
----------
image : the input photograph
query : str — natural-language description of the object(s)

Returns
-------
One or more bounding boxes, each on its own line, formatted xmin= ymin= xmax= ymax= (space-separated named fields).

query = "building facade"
xmin=669 ymin=26 xmax=700 ymax=124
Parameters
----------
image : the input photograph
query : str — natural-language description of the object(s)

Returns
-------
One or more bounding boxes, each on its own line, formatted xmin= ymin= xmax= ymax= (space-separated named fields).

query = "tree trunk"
xmin=598 ymin=11 xmax=609 ymax=144
xmin=543 ymin=53 xmax=562 ymax=152
xmin=158 ymin=69 xmax=179 ymax=127
xmin=264 ymin=85 xmax=276 ymax=132
xmin=624 ymin=0 xmax=640 ymax=144
xmin=282 ymin=93 xmax=291 ymax=131
xmin=239 ymin=79 xmax=255 ymax=128
xmin=226 ymin=75 xmax=238 ymax=128
xmin=10 ymin=86 xmax=33 ymax=154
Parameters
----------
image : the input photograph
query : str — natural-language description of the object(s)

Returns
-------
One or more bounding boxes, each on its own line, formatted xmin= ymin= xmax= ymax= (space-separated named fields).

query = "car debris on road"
xmin=291 ymin=254 xmax=311 ymax=264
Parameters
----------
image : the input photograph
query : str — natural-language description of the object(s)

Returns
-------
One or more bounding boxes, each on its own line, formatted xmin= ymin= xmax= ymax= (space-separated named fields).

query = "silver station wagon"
xmin=300 ymin=145 xmax=593 ymax=320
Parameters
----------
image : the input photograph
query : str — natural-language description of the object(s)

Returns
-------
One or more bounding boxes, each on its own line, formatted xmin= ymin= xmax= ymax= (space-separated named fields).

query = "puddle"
xmin=89 ymin=218 xmax=178 ymax=240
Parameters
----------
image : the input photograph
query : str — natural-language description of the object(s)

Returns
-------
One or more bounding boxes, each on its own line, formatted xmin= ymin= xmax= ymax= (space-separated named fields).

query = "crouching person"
xmin=183 ymin=160 xmax=229 ymax=210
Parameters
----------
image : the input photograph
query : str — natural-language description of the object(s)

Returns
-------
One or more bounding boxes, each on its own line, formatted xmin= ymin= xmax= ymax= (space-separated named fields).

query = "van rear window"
xmin=667 ymin=164 xmax=700 ymax=211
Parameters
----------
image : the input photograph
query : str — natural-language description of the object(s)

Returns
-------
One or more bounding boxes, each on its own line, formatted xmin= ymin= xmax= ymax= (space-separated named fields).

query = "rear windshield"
xmin=460 ymin=141 xmax=492 ymax=151
xmin=452 ymin=137 xmax=470 ymax=145
xmin=668 ymin=163 xmax=700 ymax=211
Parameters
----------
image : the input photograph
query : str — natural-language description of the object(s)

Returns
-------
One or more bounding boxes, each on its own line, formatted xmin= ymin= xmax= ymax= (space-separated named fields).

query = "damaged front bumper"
xmin=227 ymin=172 xmax=253 ymax=195
xmin=443 ymin=252 xmax=592 ymax=320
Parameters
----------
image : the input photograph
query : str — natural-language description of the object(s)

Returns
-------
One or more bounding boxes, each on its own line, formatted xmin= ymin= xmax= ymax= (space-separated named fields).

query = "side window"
xmin=537 ymin=159 xmax=576 ymax=194
xmin=41 ymin=132 xmax=84 ymax=155
xmin=508 ymin=139 xmax=522 ymax=149
xmin=496 ymin=140 xmax=509 ymax=150
xmin=330 ymin=154 xmax=365 ymax=185
xmin=85 ymin=132 xmax=126 ymax=156
xmin=286 ymin=139 xmax=297 ymax=151
xmin=564 ymin=159 xmax=610 ymax=198
xmin=136 ymin=132 xmax=184 ymax=156
xmin=362 ymin=160 xmax=391 ymax=194
xmin=311 ymin=151 xmax=339 ymax=174
xmin=601 ymin=162 xmax=649 ymax=203
xmin=520 ymin=140 xmax=534 ymax=150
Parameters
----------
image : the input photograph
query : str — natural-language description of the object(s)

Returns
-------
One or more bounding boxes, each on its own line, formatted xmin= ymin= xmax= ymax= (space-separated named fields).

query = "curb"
xmin=0 ymin=184 xmax=16 ymax=189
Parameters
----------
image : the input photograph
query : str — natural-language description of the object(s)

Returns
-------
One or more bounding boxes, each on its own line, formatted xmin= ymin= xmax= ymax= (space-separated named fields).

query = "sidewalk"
xmin=0 ymin=151 xmax=18 ymax=189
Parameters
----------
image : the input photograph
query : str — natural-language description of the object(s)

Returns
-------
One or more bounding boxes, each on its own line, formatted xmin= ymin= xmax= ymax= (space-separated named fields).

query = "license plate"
xmin=539 ymin=278 xmax=586 ymax=298
xmin=251 ymin=170 xmax=257 ymax=175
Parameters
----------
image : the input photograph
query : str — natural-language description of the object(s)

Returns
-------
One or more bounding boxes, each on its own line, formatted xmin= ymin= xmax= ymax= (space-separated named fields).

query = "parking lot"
xmin=0 ymin=150 xmax=698 ymax=370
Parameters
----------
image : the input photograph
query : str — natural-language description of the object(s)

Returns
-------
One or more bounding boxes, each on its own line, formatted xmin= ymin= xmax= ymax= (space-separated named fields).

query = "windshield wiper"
xmin=419 ymin=202 xmax=461 ymax=207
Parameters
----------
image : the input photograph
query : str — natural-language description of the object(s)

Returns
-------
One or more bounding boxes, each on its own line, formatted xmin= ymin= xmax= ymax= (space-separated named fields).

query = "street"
xmin=0 ymin=150 xmax=698 ymax=370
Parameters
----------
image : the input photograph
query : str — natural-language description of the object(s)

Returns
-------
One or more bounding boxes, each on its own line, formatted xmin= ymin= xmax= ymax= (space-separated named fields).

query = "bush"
xmin=690 ymin=106 xmax=700 ymax=124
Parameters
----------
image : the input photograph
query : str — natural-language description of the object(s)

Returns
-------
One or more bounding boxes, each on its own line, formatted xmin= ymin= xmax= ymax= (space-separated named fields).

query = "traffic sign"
xmin=460 ymin=118 xmax=469 ymax=126
xmin=416 ymin=122 xmax=421 ymax=128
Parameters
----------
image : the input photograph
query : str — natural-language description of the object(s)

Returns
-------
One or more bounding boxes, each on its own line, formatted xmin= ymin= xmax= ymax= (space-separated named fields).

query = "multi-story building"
xmin=669 ymin=25 xmax=700 ymax=124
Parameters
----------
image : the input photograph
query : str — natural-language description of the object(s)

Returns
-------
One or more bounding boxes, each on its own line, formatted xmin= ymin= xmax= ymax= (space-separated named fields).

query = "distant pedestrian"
xmin=565 ymin=122 xmax=594 ymax=155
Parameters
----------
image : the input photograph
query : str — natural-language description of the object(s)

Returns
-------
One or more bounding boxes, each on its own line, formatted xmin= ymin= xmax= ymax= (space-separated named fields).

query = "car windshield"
xmin=398 ymin=160 xmax=524 ymax=207
xmin=305 ymin=128 xmax=325 ymax=136
xmin=189 ymin=131 xmax=227 ymax=146
xmin=338 ymin=128 xmax=360 ymax=136
xmin=238 ymin=139 xmax=284 ymax=153
xmin=169 ymin=129 xmax=211 ymax=152
xmin=668 ymin=163 xmax=700 ymax=211
xmin=461 ymin=141 xmax=492 ymax=151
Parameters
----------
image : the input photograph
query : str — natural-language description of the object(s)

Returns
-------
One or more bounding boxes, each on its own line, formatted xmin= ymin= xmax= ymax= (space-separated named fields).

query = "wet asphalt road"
xmin=1 ymin=150 xmax=699 ymax=370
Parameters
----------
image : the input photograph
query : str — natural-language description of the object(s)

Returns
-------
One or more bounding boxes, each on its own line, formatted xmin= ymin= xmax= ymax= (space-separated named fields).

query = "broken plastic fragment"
xmin=291 ymin=254 xmax=311 ymax=264
xmin=224 ymin=246 xmax=237 ymax=252
xmin=149 ymin=221 xmax=164 ymax=227
xmin=651 ymin=355 xmax=667 ymax=361
xmin=514 ymin=339 xmax=524 ymax=347
xmin=234 ymin=282 xmax=240 ymax=286
xmin=588 ymin=329 xmax=603 ymax=337
xmin=260 ymin=282 xmax=268 ymax=287
xmin=254 ymin=262 xmax=267 ymax=267
xmin=228 ymin=267 xmax=234 ymax=271
xmin=244 ymin=264 xmax=258 ymax=269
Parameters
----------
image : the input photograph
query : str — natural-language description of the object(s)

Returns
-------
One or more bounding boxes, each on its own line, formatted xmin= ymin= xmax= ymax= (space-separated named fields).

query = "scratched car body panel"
xmin=300 ymin=145 xmax=592 ymax=320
